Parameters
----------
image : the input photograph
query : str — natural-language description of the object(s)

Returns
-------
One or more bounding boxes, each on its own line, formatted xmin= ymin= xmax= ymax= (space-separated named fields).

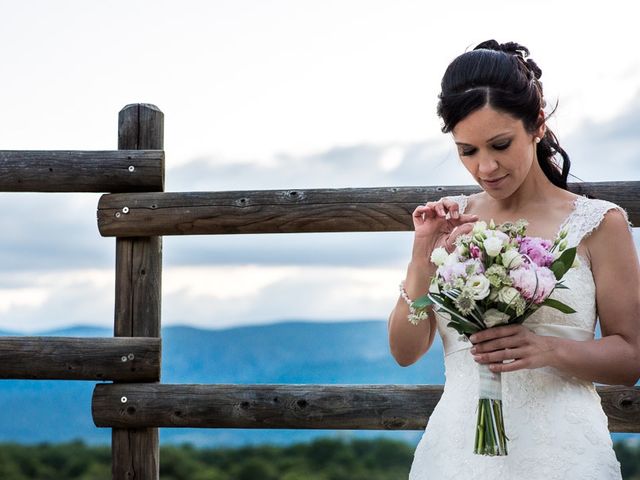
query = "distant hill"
xmin=0 ymin=320 xmax=444 ymax=447
xmin=0 ymin=320 xmax=634 ymax=448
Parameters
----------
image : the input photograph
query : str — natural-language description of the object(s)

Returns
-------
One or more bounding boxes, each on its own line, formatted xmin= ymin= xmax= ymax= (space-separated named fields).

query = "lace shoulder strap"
xmin=565 ymin=196 xmax=634 ymax=248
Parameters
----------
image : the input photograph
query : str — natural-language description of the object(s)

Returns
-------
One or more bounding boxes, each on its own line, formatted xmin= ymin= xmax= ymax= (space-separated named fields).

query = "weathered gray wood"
xmin=91 ymin=383 xmax=640 ymax=432
xmin=113 ymin=103 xmax=164 ymax=480
xmin=598 ymin=385 xmax=640 ymax=433
xmin=92 ymin=384 xmax=440 ymax=430
xmin=0 ymin=150 xmax=164 ymax=192
xmin=113 ymin=429 xmax=158 ymax=480
xmin=0 ymin=336 xmax=159 ymax=381
xmin=114 ymin=237 xmax=163 ymax=338
xmin=97 ymin=181 xmax=640 ymax=237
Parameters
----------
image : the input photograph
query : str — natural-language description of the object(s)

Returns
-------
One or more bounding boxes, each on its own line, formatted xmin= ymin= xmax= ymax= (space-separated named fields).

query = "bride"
xmin=387 ymin=39 xmax=639 ymax=478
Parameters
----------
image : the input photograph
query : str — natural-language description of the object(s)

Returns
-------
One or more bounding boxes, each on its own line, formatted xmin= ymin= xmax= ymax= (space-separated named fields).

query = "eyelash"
xmin=461 ymin=141 xmax=511 ymax=157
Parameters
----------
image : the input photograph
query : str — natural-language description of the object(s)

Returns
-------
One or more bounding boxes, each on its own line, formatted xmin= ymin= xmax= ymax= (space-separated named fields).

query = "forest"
xmin=0 ymin=437 xmax=639 ymax=479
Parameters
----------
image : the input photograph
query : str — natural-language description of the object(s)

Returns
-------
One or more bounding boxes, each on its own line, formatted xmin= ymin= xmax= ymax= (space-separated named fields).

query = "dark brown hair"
xmin=437 ymin=39 xmax=570 ymax=190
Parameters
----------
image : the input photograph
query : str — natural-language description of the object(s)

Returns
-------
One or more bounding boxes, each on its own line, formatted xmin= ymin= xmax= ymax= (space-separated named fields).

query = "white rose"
xmin=483 ymin=237 xmax=503 ymax=257
xmin=501 ymin=249 xmax=524 ymax=269
xmin=497 ymin=286 xmax=520 ymax=305
xmin=466 ymin=274 xmax=491 ymax=300
xmin=430 ymin=247 xmax=449 ymax=266
xmin=483 ymin=308 xmax=510 ymax=328
xmin=472 ymin=221 xmax=487 ymax=234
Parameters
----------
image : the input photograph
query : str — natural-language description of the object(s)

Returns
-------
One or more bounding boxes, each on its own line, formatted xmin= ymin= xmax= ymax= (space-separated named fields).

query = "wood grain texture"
xmin=97 ymin=181 xmax=640 ymax=237
xmin=112 ymin=103 xmax=164 ymax=480
xmin=91 ymin=383 xmax=640 ymax=432
xmin=0 ymin=150 xmax=163 ymax=192
xmin=112 ymin=428 xmax=158 ymax=480
xmin=0 ymin=336 xmax=159 ymax=381
xmin=92 ymin=384 xmax=441 ymax=430
xmin=114 ymin=237 xmax=162 ymax=338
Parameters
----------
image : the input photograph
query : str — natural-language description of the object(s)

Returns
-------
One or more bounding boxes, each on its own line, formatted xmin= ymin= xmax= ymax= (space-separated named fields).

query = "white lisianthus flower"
xmin=472 ymin=221 xmax=487 ymax=234
xmin=502 ymin=249 xmax=524 ymax=269
xmin=430 ymin=247 xmax=449 ymax=266
xmin=483 ymin=308 xmax=511 ymax=328
xmin=444 ymin=252 xmax=459 ymax=266
xmin=497 ymin=286 xmax=521 ymax=305
xmin=466 ymin=274 xmax=491 ymax=300
xmin=484 ymin=237 xmax=503 ymax=257
xmin=455 ymin=244 xmax=469 ymax=257
xmin=552 ymin=249 xmax=562 ymax=261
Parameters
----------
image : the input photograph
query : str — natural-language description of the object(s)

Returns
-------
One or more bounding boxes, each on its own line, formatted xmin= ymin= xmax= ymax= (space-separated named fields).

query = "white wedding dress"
xmin=409 ymin=193 xmax=633 ymax=480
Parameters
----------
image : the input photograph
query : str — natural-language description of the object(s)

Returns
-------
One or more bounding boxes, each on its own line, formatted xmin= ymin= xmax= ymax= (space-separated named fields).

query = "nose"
xmin=477 ymin=152 xmax=500 ymax=177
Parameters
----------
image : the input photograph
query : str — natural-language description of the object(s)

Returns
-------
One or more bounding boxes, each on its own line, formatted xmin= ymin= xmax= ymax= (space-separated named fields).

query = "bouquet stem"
xmin=474 ymin=363 xmax=509 ymax=456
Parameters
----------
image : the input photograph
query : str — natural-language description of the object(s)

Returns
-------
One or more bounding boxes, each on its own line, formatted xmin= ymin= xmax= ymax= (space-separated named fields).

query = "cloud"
xmin=563 ymin=88 xmax=640 ymax=181
xmin=0 ymin=265 xmax=401 ymax=333
xmin=0 ymin=97 xmax=639 ymax=331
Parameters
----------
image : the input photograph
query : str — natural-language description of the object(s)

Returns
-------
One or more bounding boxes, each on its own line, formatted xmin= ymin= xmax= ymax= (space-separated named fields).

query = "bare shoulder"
xmin=583 ymin=203 xmax=635 ymax=266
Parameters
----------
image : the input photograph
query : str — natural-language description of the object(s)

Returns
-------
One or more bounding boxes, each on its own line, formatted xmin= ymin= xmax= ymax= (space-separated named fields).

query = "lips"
xmin=483 ymin=175 xmax=507 ymax=187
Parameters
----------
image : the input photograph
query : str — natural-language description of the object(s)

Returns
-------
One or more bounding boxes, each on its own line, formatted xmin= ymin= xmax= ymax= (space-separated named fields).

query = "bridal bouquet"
xmin=409 ymin=218 xmax=579 ymax=456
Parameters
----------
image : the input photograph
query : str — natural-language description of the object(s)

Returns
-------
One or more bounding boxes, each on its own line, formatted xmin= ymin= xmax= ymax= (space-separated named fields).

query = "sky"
xmin=1 ymin=0 xmax=639 ymax=333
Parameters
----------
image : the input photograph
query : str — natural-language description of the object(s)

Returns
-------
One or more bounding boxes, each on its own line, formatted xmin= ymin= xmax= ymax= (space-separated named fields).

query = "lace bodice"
xmin=408 ymin=193 xmax=630 ymax=479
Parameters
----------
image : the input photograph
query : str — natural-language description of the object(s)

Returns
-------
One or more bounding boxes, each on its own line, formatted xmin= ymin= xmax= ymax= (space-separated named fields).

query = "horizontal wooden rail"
xmin=0 ymin=150 xmax=164 ymax=192
xmin=97 ymin=181 xmax=640 ymax=237
xmin=91 ymin=383 xmax=640 ymax=432
xmin=0 ymin=337 xmax=160 ymax=381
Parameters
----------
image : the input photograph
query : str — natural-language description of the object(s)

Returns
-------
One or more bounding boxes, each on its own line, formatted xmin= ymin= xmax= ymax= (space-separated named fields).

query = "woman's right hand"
xmin=412 ymin=197 xmax=479 ymax=255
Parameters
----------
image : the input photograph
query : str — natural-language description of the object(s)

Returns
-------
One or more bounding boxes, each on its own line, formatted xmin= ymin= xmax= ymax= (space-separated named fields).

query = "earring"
xmin=534 ymin=137 xmax=541 ymax=143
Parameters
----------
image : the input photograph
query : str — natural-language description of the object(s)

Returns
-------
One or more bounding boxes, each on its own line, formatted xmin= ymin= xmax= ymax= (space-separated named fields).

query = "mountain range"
xmin=0 ymin=320 xmax=442 ymax=447
xmin=0 ymin=320 xmax=633 ymax=448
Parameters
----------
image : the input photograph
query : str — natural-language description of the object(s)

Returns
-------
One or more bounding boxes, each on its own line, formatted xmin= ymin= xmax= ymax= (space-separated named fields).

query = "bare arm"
xmin=547 ymin=209 xmax=640 ymax=386
xmin=388 ymin=238 xmax=438 ymax=367
xmin=388 ymin=198 xmax=478 ymax=367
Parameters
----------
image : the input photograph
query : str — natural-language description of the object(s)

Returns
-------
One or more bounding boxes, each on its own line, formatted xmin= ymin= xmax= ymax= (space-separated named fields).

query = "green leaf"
xmin=554 ymin=283 xmax=569 ymax=290
xmin=550 ymin=247 xmax=577 ymax=280
xmin=541 ymin=297 xmax=576 ymax=314
xmin=412 ymin=294 xmax=433 ymax=309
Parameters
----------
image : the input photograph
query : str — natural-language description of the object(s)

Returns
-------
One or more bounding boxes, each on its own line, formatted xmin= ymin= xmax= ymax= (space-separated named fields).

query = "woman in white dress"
xmin=387 ymin=39 xmax=639 ymax=479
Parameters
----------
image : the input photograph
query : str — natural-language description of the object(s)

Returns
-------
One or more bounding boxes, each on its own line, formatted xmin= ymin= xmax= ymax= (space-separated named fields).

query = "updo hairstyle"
xmin=437 ymin=39 xmax=571 ymax=190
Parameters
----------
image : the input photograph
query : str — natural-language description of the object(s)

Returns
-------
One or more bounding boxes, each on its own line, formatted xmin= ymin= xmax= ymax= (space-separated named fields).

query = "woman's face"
xmin=451 ymin=105 xmax=543 ymax=197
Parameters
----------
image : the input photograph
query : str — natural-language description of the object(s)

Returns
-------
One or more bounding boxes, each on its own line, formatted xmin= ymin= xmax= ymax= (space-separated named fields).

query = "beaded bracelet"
xmin=399 ymin=280 xmax=429 ymax=326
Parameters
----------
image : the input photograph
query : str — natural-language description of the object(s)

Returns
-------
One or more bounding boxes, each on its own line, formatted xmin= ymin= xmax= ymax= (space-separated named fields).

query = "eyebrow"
xmin=454 ymin=131 xmax=512 ymax=147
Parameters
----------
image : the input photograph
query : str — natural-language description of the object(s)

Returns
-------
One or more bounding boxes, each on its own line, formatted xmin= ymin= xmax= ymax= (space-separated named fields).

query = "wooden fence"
xmin=1 ymin=103 xmax=639 ymax=479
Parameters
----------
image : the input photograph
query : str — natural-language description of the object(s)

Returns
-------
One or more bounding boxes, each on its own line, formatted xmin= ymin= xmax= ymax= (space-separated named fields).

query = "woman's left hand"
xmin=469 ymin=324 xmax=557 ymax=373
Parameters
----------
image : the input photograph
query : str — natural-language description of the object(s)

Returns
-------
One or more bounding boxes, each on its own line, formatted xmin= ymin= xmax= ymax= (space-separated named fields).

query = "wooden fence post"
xmin=113 ymin=104 xmax=164 ymax=480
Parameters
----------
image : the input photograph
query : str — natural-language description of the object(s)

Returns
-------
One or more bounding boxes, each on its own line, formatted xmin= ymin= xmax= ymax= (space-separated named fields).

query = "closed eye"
xmin=460 ymin=141 xmax=511 ymax=156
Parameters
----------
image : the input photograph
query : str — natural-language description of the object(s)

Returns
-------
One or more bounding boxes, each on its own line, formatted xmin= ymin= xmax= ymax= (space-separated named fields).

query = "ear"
xmin=535 ymin=109 xmax=546 ymax=138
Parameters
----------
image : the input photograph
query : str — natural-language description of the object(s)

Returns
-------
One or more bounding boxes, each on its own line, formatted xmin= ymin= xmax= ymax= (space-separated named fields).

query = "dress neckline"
xmin=457 ymin=193 xmax=588 ymax=242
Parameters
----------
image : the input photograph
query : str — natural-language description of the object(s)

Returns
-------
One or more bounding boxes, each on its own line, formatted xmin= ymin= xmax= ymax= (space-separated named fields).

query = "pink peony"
xmin=509 ymin=264 xmax=556 ymax=304
xmin=518 ymin=236 xmax=555 ymax=268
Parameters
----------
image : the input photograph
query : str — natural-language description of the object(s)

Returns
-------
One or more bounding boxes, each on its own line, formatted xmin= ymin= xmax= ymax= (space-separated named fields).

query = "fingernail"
xmin=470 ymin=347 xmax=476 ymax=353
